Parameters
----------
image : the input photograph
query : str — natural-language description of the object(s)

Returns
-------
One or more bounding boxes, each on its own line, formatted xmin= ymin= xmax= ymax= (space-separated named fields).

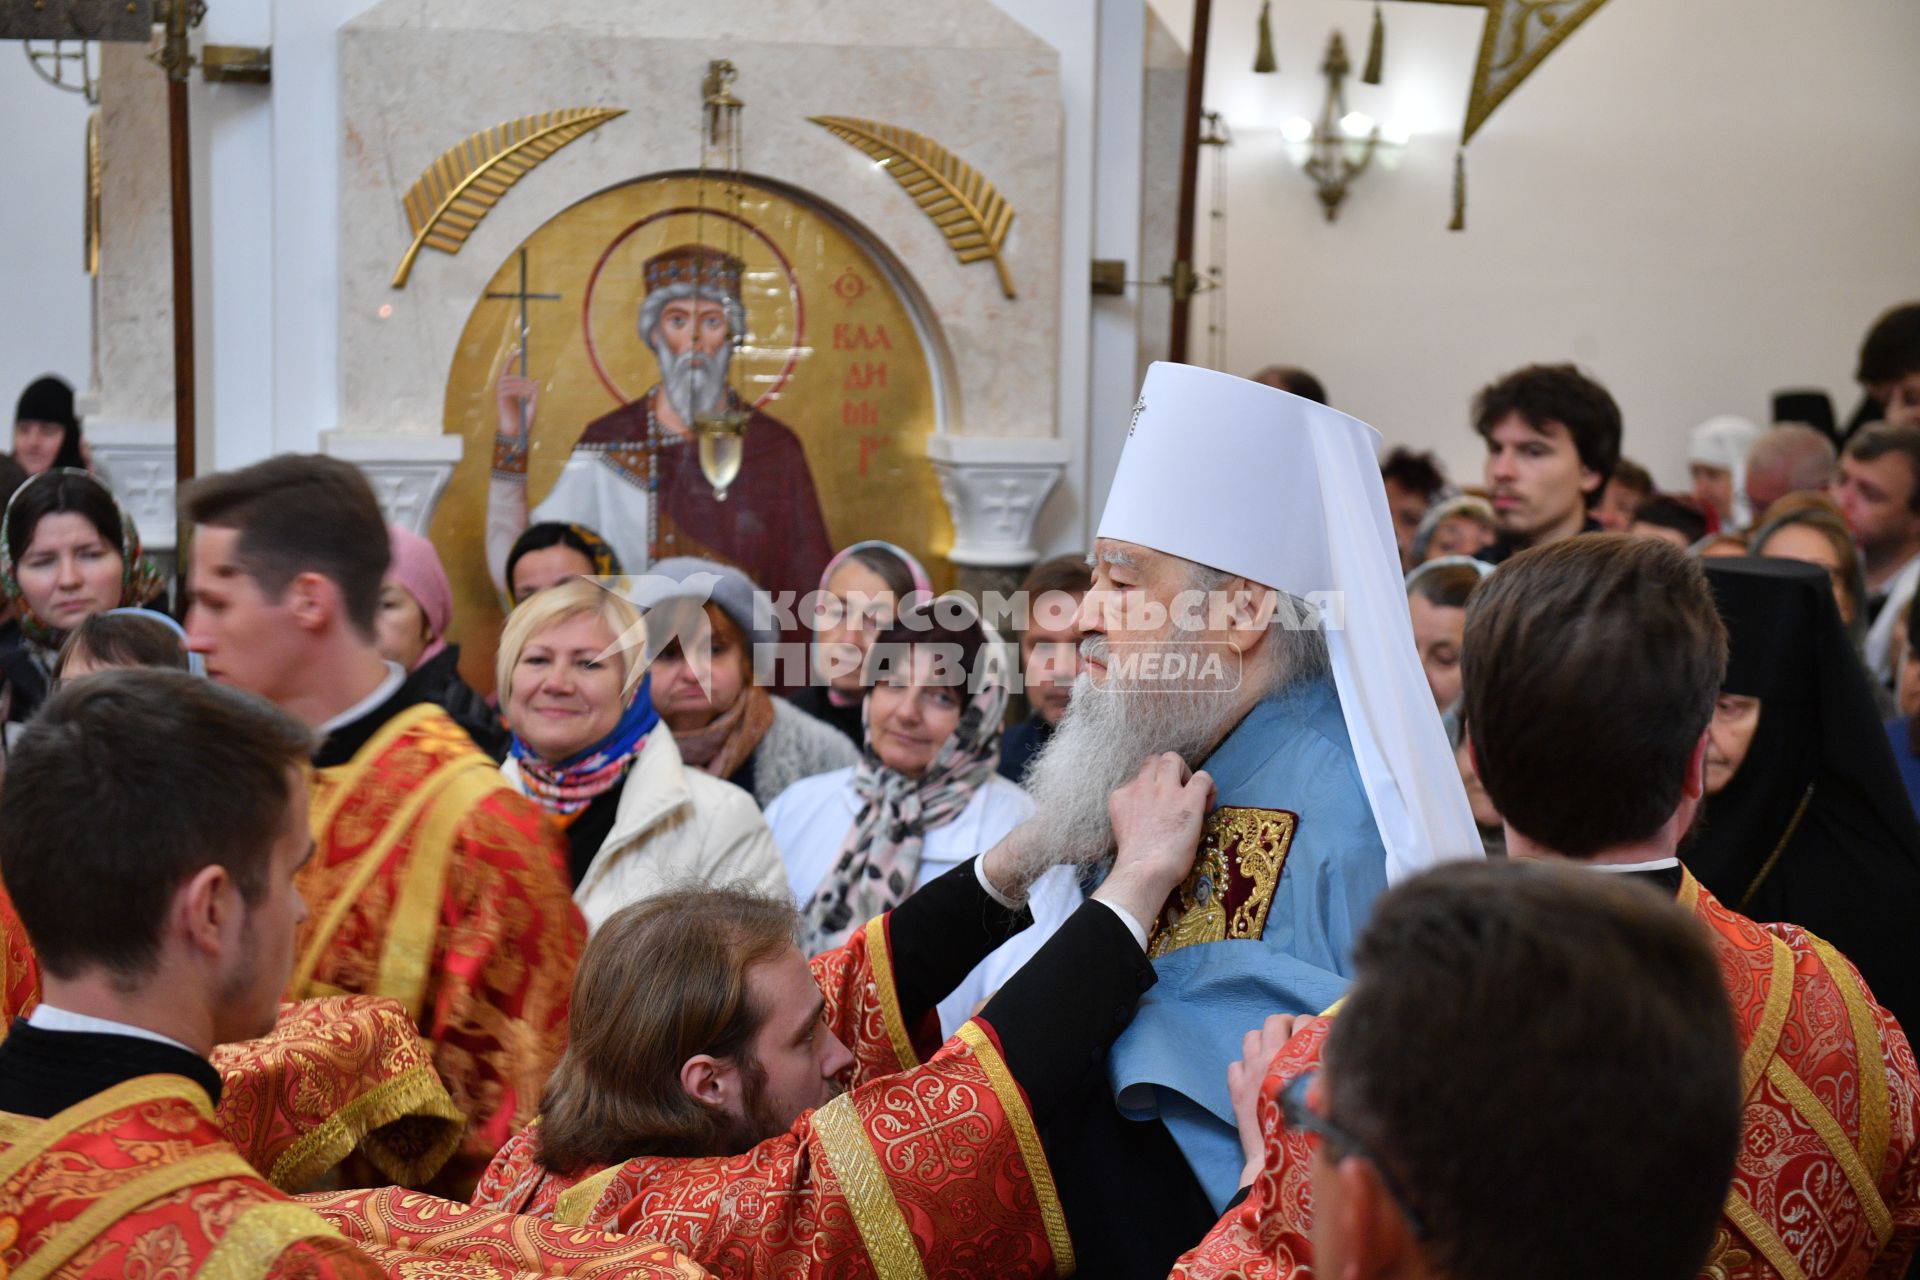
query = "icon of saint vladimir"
xmin=487 ymin=245 xmax=832 ymax=612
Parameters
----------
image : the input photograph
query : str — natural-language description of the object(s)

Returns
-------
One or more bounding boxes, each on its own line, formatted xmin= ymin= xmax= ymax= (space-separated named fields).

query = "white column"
xmin=270 ymin=0 xmax=382 ymax=458
xmin=85 ymin=42 xmax=178 ymax=544
xmin=1089 ymin=0 xmax=1149 ymax=544
xmin=0 ymin=52 xmax=92 ymax=412
xmin=202 ymin=0 xmax=277 ymax=471
xmin=988 ymin=0 xmax=1098 ymax=556
xmin=264 ymin=0 xmax=469 ymax=530
xmin=320 ymin=430 xmax=464 ymax=534
xmin=926 ymin=434 xmax=1071 ymax=572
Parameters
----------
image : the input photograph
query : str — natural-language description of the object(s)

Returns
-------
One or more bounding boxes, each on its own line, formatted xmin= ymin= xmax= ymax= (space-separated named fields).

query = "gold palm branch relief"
xmin=390 ymin=107 xmax=627 ymax=289
xmin=809 ymin=116 xmax=1017 ymax=300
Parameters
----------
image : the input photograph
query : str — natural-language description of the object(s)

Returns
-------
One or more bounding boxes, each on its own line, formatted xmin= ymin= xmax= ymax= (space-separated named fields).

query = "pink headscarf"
xmin=386 ymin=524 xmax=454 ymax=670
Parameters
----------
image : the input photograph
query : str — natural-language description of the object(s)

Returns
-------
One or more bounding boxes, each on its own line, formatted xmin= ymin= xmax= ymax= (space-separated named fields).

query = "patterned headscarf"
xmin=800 ymin=610 xmax=1010 ymax=954
xmin=510 ymin=675 xmax=662 ymax=817
xmin=1 ymin=468 xmax=165 ymax=650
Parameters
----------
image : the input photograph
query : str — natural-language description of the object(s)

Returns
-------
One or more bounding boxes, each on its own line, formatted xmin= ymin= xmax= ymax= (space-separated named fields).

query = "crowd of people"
xmin=0 ymin=300 xmax=1914 ymax=1279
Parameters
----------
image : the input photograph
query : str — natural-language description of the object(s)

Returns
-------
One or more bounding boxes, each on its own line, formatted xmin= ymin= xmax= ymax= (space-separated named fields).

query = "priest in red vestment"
xmin=486 ymin=244 xmax=833 ymax=625
xmin=0 ymin=913 xmax=467 ymax=1191
xmin=471 ymin=754 xmax=1217 ymax=1279
xmin=1186 ymin=860 xmax=1742 ymax=1280
xmin=0 ymin=671 xmax=382 ymax=1278
xmin=183 ymin=455 xmax=586 ymax=1192
xmin=1175 ymin=536 xmax=1920 ymax=1280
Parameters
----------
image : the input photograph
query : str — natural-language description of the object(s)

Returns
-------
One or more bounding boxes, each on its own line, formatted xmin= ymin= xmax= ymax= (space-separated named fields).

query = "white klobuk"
xmin=1098 ymin=361 xmax=1484 ymax=880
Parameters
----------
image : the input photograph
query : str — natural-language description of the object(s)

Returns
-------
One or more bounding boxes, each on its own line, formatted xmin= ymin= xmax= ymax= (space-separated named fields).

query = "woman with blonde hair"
xmin=496 ymin=578 xmax=783 ymax=929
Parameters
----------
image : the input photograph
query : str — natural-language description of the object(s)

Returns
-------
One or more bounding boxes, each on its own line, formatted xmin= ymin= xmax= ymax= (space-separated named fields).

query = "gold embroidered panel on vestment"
xmin=1148 ymin=806 xmax=1299 ymax=960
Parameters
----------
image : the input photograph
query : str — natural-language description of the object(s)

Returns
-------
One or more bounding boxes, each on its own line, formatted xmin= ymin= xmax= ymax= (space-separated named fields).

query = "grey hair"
xmin=637 ymin=279 xmax=748 ymax=349
xmin=1747 ymin=423 xmax=1837 ymax=495
xmin=1179 ymin=557 xmax=1331 ymax=699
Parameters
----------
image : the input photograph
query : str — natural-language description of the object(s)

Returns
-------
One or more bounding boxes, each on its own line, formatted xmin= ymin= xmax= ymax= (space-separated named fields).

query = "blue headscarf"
xmin=510 ymin=675 xmax=661 ymax=816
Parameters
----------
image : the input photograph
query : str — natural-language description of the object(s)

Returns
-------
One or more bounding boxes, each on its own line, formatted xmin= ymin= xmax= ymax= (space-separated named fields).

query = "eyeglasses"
xmin=1279 ymin=1069 xmax=1428 ymax=1239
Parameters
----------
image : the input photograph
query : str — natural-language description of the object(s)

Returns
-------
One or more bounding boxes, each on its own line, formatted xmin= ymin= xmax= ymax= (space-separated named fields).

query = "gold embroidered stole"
xmin=295 ymin=704 xmax=508 ymax=1022
xmin=1681 ymin=870 xmax=1899 ymax=1279
xmin=0 ymin=1075 xmax=343 ymax=1280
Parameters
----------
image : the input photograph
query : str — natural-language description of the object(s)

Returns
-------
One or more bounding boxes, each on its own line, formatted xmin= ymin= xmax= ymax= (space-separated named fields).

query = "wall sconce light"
xmin=1279 ymin=31 xmax=1407 ymax=223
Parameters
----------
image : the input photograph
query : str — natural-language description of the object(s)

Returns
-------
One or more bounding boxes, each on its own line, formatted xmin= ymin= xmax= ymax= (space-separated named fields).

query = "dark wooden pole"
xmin=168 ymin=74 xmax=194 ymax=492
xmin=1168 ymin=0 xmax=1213 ymax=365
xmin=164 ymin=14 xmax=195 ymax=602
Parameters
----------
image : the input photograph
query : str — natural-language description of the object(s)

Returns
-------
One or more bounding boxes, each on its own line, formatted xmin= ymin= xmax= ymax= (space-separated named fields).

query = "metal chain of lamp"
xmin=692 ymin=60 xmax=752 ymax=502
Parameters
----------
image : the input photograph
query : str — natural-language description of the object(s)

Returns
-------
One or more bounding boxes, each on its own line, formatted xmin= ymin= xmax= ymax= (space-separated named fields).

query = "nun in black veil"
xmin=1695 ymin=556 xmax=1920 ymax=1036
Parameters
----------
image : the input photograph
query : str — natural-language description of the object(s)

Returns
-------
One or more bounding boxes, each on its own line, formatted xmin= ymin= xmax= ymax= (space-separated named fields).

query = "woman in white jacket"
xmin=766 ymin=596 xmax=1080 ymax=1035
xmin=496 ymin=578 xmax=784 ymax=931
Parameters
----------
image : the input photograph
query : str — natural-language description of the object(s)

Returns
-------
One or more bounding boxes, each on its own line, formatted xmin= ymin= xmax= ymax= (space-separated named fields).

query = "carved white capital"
xmin=924 ymin=434 xmax=1071 ymax=569
xmin=319 ymin=431 xmax=465 ymax=533
xmin=85 ymin=419 xmax=178 ymax=551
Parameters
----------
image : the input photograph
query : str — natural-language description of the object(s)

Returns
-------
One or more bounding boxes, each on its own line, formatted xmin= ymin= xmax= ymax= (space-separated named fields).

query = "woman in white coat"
xmin=766 ymin=597 xmax=1080 ymax=1035
xmin=497 ymin=578 xmax=784 ymax=931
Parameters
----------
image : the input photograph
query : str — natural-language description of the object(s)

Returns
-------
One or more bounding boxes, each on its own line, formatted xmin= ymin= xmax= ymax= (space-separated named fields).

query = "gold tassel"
xmin=1449 ymin=149 xmax=1467 ymax=231
xmin=1362 ymin=3 xmax=1385 ymax=84
xmin=1254 ymin=0 xmax=1278 ymax=73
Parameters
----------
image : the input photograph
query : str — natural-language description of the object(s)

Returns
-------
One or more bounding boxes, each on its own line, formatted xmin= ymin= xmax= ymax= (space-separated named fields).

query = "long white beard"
xmin=654 ymin=340 xmax=733 ymax=424
xmin=1017 ymin=637 xmax=1246 ymax=880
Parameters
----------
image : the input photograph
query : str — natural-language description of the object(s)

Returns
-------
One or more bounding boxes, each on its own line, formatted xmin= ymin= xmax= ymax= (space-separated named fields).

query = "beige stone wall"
xmin=337 ymin=0 xmax=1064 ymax=444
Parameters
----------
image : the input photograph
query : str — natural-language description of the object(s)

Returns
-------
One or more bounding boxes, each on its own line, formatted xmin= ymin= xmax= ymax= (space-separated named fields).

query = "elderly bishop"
xmin=1011 ymin=363 xmax=1483 ymax=1278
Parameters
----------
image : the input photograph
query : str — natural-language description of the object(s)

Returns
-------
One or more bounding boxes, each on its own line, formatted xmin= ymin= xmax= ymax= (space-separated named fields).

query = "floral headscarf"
xmin=1 ymin=468 xmax=165 ymax=650
xmin=510 ymin=677 xmax=662 ymax=817
xmin=800 ymin=608 xmax=1011 ymax=954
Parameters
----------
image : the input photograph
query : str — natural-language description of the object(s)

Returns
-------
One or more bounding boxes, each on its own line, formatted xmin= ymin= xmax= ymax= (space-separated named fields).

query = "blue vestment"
xmin=1108 ymin=674 xmax=1388 ymax=1211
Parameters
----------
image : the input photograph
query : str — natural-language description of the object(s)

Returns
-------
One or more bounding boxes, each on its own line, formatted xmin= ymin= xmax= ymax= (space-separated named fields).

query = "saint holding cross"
xmin=484 ymin=244 xmax=832 ymax=626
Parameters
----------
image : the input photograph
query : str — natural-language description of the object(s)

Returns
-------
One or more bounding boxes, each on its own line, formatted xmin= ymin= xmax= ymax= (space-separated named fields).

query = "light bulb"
xmin=1340 ymin=111 xmax=1375 ymax=139
xmin=1281 ymin=116 xmax=1314 ymax=143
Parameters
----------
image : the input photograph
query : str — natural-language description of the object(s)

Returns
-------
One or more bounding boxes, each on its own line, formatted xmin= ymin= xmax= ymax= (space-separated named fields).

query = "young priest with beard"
xmin=471 ymin=754 xmax=1215 ymax=1280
